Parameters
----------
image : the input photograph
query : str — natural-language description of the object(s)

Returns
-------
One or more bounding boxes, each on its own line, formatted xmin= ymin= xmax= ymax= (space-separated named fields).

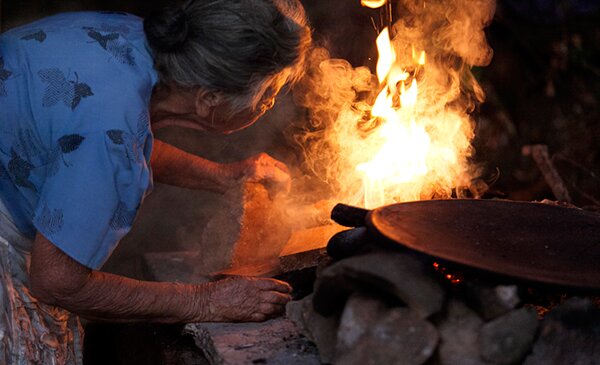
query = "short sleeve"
xmin=32 ymin=130 xmax=152 ymax=269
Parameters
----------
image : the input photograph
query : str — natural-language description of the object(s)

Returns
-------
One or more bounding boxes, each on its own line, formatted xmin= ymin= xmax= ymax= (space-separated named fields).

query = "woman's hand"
xmin=198 ymin=277 xmax=293 ymax=322
xmin=226 ymin=153 xmax=292 ymax=194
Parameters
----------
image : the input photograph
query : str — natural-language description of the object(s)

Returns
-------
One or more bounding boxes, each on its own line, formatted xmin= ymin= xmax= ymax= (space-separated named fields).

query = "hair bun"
xmin=144 ymin=7 xmax=189 ymax=53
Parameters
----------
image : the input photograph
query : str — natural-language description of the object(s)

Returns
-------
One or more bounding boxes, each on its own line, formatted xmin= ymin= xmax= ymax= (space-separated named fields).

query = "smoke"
xmin=292 ymin=0 xmax=496 ymax=207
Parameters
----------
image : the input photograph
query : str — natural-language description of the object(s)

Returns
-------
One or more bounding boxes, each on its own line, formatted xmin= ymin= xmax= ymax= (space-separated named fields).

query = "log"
xmin=326 ymin=226 xmax=376 ymax=260
xmin=522 ymin=144 xmax=572 ymax=202
xmin=330 ymin=203 xmax=369 ymax=227
xmin=184 ymin=318 xmax=320 ymax=365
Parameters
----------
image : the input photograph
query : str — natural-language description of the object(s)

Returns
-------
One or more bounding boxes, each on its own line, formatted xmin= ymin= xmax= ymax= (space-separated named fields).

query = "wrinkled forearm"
xmin=30 ymin=233 xmax=211 ymax=323
xmin=150 ymin=139 xmax=238 ymax=193
xmin=58 ymin=271 xmax=209 ymax=323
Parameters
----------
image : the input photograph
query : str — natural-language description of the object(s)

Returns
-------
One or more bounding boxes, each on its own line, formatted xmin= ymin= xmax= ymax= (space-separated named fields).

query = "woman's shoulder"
xmin=1 ymin=11 xmax=156 ymax=77
xmin=2 ymin=11 xmax=143 ymax=36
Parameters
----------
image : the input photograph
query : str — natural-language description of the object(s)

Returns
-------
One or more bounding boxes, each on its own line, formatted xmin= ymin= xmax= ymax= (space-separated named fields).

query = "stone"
xmin=336 ymin=293 xmax=389 ymax=355
xmin=479 ymin=307 xmax=539 ymax=365
xmin=438 ymin=300 xmax=485 ymax=365
xmin=285 ymin=294 xmax=339 ymax=364
xmin=465 ymin=282 xmax=520 ymax=320
xmin=524 ymin=297 xmax=600 ymax=365
xmin=336 ymin=307 xmax=439 ymax=365
xmin=184 ymin=318 xmax=319 ymax=365
xmin=200 ymin=181 xmax=292 ymax=273
xmin=313 ymin=252 xmax=445 ymax=318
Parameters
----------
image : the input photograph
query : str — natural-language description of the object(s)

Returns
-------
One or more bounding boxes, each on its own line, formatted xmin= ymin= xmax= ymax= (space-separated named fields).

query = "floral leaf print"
xmin=84 ymin=28 xmax=136 ymax=66
xmin=107 ymin=130 xmax=125 ymax=145
xmin=0 ymin=164 xmax=10 ymax=181
xmin=72 ymin=81 xmax=93 ymax=109
xmin=109 ymin=201 xmax=137 ymax=230
xmin=14 ymin=129 xmax=44 ymax=161
xmin=86 ymin=29 xmax=119 ymax=50
xmin=106 ymin=130 xmax=140 ymax=163
xmin=137 ymin=112 xmax=150 ymax=144
xmin=38 ymin=68 xmax=93 ymax=110
xmin=107 ymin=42 xmax=135 ymax=66
xmin=45 ymin=147 xmax=61 ymax=177
xmin=8 ymin=149 xmax=36 ymax=192
xmin=52 ymin=134 xmax=86 ymax=168
xmin=20 ymin=30 xmax=47 ymax=43
xmin=58 ymin=134 xmax=85 ymax=154
xmin=99 ymin=23 xmax=130 ymax=35
xmin=37 ymin=204 xmax=64 ymax=235
xmin=0 ymin=56 xmax=12 ymax=97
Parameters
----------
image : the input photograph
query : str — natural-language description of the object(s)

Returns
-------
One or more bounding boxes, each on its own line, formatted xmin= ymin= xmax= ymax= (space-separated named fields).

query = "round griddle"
xmin=366 ymin=199 xmax=600 ymax=290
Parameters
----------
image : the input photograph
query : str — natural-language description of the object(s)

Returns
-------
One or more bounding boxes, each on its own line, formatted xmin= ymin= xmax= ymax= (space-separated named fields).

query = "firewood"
xmin=330 ymin=203 xmax=369 ymax=227
xmin=522 ymin=144 xmax=572 ymax=202
xmin=326 ymin=226 xmax=376 ymax=260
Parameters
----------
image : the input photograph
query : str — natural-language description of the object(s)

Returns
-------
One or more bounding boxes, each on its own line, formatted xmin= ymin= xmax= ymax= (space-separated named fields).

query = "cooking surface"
xmin=367 ymin=199 xmax=600 ymax=289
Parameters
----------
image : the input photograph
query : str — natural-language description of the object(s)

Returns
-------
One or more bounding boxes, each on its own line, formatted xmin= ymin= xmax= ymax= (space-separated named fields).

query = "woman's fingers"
xmin=261 ymin=291 xmax=292 ymax=305
xmin=255 ymin=278 xmax=292 ymax=293
xmin=258 ymin=303 xmax=285 ymax=316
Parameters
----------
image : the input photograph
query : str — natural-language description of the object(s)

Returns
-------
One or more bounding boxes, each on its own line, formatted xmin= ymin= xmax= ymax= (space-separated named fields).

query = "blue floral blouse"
xmin=0 ymin=12 xmax=158 ymax=269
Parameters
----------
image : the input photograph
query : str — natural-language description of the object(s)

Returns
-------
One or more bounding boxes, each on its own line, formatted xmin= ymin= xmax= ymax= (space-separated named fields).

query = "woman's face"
xmin=207 ymin=82 xmax=283 ymax=135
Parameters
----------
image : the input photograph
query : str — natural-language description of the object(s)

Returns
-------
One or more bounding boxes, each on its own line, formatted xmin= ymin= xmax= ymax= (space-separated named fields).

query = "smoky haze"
xmin=292 ymin=0 xmax=496 ymax=207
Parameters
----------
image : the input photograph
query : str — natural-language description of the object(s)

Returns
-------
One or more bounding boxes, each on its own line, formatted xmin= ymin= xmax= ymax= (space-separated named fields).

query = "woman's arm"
xmin=29 ymin=233 xmax=291 ymax=323
xmin=150 ymin=139 xmax=291 ymax=194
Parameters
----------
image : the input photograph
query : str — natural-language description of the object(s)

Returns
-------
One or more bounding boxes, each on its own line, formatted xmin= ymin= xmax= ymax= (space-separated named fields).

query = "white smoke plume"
xmin=293 ymin=0 xmax=496 ymax=207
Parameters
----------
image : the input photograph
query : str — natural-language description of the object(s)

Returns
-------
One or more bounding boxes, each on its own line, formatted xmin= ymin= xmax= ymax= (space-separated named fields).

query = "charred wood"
xmin=330 ymin=203 xmax=369 ymax=227
xmin=326 ymin=226 xmax=377 ymax=260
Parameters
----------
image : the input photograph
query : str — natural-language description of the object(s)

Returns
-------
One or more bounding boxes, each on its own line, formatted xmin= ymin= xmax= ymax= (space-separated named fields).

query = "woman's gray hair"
xmin=144 ymin=0 xmax=311 ymax=116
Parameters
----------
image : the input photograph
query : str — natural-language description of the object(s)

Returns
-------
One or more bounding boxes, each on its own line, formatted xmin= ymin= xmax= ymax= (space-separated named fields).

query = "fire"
xmin=294 ymin=0 xmax=494 ymax=209
xmin=350 ymin=26 xmax=473 ymax=208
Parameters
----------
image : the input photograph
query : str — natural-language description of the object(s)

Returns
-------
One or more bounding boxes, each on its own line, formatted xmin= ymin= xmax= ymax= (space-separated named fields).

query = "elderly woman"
xmin=0 ymin=0 xmax=311 ymax=363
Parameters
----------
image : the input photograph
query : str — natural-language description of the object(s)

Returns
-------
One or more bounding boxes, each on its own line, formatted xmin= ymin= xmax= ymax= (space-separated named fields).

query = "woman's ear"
xmin=195 ymin=88 xmax=223 ymax=118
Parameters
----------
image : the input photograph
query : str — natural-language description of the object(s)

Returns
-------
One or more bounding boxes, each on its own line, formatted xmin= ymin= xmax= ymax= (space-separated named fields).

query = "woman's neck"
xmin=149 ymin=83 xmax=207 ymax=131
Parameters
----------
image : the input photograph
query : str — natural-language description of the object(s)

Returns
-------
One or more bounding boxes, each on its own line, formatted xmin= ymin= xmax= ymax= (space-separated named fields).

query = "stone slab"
xmin=184 ymin=318 xmax=319 ymax=365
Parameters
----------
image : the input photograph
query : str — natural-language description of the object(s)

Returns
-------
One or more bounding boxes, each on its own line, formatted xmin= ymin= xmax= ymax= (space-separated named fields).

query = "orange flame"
xmin=361 ymin=0 xmax=387 ymax=8
xmin=345 ymin=24 xmax=474 ymax=208
xmin=294 ymin=0 xmax=491 ymax=209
